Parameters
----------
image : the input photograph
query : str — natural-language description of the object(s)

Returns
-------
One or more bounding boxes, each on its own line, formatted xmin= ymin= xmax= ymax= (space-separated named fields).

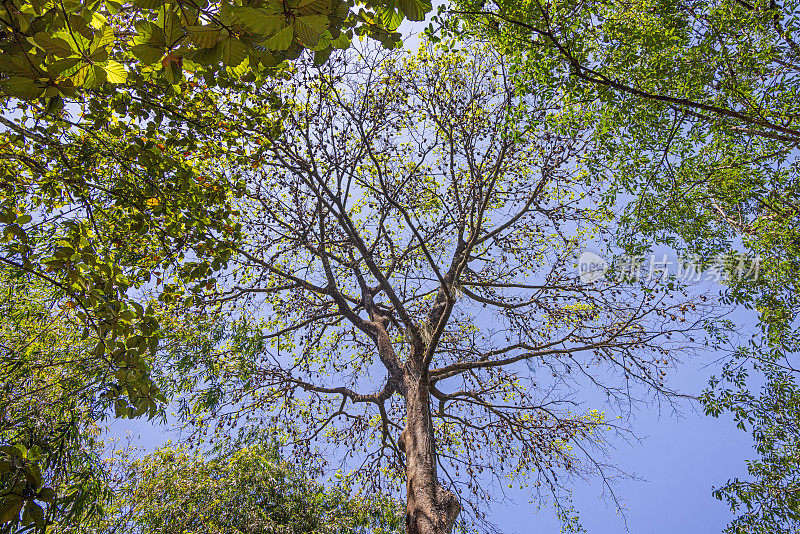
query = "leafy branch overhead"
xmin=0 ymin=0 xmax=433 ymax=99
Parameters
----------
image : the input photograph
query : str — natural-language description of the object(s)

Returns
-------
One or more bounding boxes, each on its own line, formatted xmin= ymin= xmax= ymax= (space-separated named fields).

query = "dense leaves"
xmin=0 ymin=76 xmax=246 ymax=530
xmin=0 ymin=268 xmax=113 ymax=532
xmin=71 ymin=440 xmax=404 ymax=534
xmin=704 ymin=355 xmax=800 ymax=534
xmin=0 ymin=0 xmax=434 ymax=100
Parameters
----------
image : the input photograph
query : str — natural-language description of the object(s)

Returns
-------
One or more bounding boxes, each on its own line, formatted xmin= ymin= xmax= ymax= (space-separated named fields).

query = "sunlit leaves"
xmin=81 ymin=441 xmax=404 ymax=534
xmin=0 ymin=0 xmax=430 ymax=99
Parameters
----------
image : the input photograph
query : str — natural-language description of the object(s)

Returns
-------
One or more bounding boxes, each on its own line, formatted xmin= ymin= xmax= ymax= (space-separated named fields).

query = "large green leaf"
xmin=293 ymin=14 xmax=328 ymax=46
xmin=75 ymin=64 xmax=106 ymax=88
xmin=296 ymin=0 xmax=332 ymax=16
xmin=0 ymin=77 xmax=45 ymax=99
xmin=262 ymin=25 xmax=294 ymax=51
xmin=132 ymin=44 xmax=165 ymax=64
xmin=232 ymin=7 xmax=286 ymax=34
xmin=396 ymin=0 xmax=430 ymax=21
xmin=377 ymin=4 xmax=403 ymax=31
xmin=103 ymin=60 xmax=127 ymax=84
xmin=32 ymin=33 xmax=73 ymax=57
xmin=222 ymin=38 xmax=248 ymax=67
xmin=186 ymin=25 xmax=221 ymax=48
xmin=91 ymin=24 xmax=115 ymax=51
xmin=191 ymin=42 xmax=223 ymax=65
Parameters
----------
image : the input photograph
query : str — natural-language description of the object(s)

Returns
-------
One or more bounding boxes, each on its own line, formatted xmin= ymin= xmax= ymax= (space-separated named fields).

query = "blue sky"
xmin=495 ymin=360 xmax=755 ymax=533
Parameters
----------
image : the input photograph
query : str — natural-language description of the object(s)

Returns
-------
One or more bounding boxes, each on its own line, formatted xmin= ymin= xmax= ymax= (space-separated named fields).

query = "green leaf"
xmin=32 ymin=33 xmax=74 ymax=56
xmin=186 ymin=25 xmax=221 ymax=48
xmin=23 ymin=463 xmax=44 ymax=489
xmin=314 ymin=46 xmax=332 ymax=65
xmin=49 ymin=57 xmax=82 ymax=76
xmin=132 ymin=44 xmax=165 ymax=65
xmin=261 ymin=0 xmax=287 ymax=14
xmin=330 ymin=31 xmax=350 ymax=49
xmin=0 ymin=498 xmax=23 ymax=524
xmin=295 ymin=0 xmax=331 ymax=16
xmin=91 ymin=24 xmax=115 ymax=51
xmin=376 ymin=4 xmax=403 ymax=30
xmin=132 ymin=0 xmax=164 ymax=8
xmin=231 ymin=7 xmax=284 ymax=34
xmin=0 ymin=77 xmax=45 ymax=100
xmin=261 ymin=25 xmax=294 ymax=51
xmin=191 ymin=42 xmax=222 ymax=66
xmin=134 ymin=21 xmax=166 ymax=47
xmin=396 ymin=0 xmax=430 ymax=21
xmin=103 ymin=60 xmax=127 ymax=83
xmin=222 ymin=38 xmax=248 ymax=67
xmin=293 ymin=15 xmax=328 ymax=46
xmin=37 ymin=488 xmax=56 ymax=502
xmin=11 ymin=444 xmax=26 ymax=459
xmin=24 ymin=501 xmax=44 ymax=528
xmin=74 ymin=63 xmax=104 ymax=88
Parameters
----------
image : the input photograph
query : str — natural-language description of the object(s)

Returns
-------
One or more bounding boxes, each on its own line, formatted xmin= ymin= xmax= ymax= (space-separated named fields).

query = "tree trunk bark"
xmin=401 ymin=380 xmax=460 ymax=534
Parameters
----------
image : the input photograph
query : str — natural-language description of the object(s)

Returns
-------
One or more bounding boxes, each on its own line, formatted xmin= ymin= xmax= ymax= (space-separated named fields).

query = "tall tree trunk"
xmin=401 ymin=380 xmax=460 ymax=534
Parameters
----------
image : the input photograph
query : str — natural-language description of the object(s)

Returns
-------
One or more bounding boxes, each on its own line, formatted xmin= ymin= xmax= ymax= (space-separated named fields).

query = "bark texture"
xmin=401 ymin=380 xmax=461 ymax=534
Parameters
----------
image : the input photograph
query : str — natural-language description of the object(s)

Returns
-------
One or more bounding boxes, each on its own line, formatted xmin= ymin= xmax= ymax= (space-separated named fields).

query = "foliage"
xmin=71 ymin=440 xmax=404 ymax=534
xmin=0 ymin=91 xmax=245 ymax=529
xmin=0 ymin=3 xmax=435 ymax=526
xmin=0 ymin=86 xmax=239 ymax=424
xmin=702 ymin=341 xmax=800 ymax=534
xmin=451 ymin=0 xmax=800 ymax=142
xmin=0 ymin=267 xmax=113 ymax=533
xmin=0 ymin=0 xmax=433 ymax=101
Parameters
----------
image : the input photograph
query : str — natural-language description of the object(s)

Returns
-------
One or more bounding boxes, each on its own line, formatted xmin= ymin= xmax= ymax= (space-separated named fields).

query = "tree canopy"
xmin=451 ymin=2 xmax=800 ymax=530
xmin=146 ymin=40 xmax=709 ymax=534
xmin=2 ymin=0 xmax=800 ymax=532
xmin=69 ymin=440 xmax=404 ymax=534
xmin=0 ymin=0 xmax=434 ymax=100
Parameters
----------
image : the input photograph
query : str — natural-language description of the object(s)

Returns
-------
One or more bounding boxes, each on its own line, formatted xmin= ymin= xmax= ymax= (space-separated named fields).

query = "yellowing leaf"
xmin=103 ymin=60 xmax=127 ymax=83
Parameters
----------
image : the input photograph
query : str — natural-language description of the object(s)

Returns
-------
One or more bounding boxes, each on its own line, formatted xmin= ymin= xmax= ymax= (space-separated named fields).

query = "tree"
xmin=68 ymin=440 xmax=404 ymax=534
xmin=0 ymin=3 xmax=440 ymax=523
xmin=0 ymin=79 xmax=239 ymax=531
xmin=704 ymin=357 xmax=800 ymax=534
xmin=0 ymin=0 xmax=434 ymax=496
xmin=161 ymin=41 xmax=705 ymax=533
xmin=0 ymin=92 xmax=261 ymax=529
xmin=450 ymin=3 xmax=800 ymax=530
